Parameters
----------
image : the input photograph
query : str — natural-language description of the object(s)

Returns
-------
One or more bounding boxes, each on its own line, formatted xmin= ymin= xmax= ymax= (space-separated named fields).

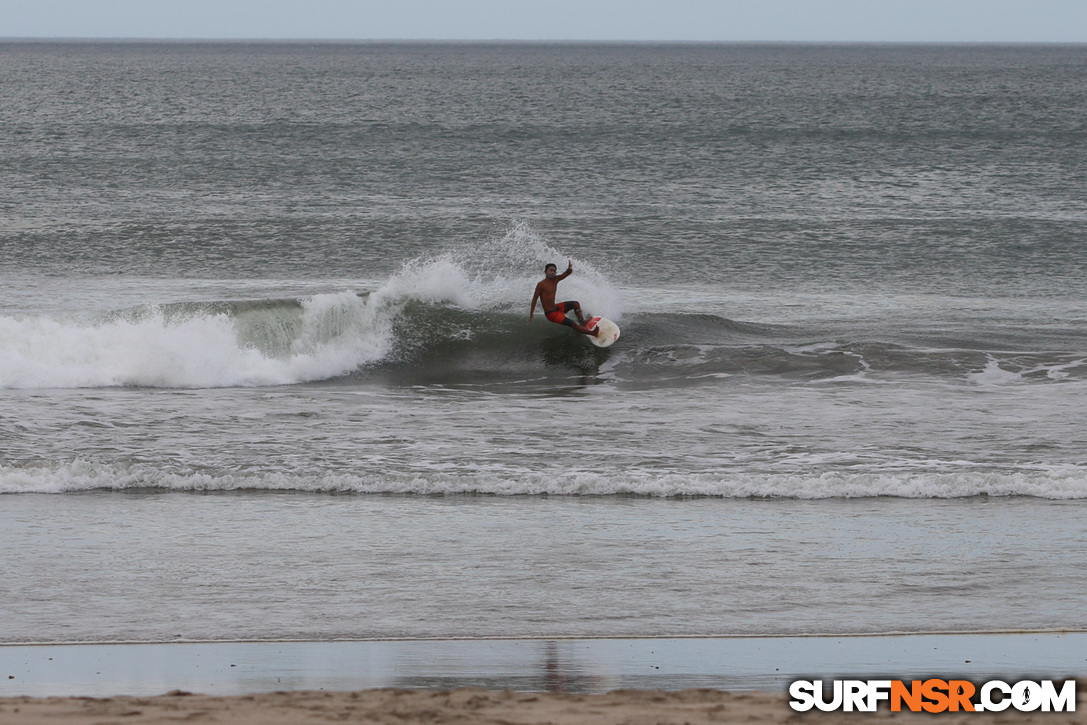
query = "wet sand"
xmin=2 ymin=685 xmax=1086 ymax=724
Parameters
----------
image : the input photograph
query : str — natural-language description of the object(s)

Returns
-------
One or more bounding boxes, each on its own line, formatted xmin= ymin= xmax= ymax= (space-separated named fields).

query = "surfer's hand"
xmin=567 ymin=260 xmax=573 ymax=272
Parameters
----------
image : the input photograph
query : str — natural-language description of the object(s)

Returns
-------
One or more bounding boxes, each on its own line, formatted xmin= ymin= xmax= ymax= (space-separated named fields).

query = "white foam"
xmin=0 ymin=292 xmax=385 ymax=389
xmin=3 ymin=460 xmax=1085 ymax=499
xmin=967 ymin=356 xmax=1087 ymax=386
xmin=967 ymin=357 xmax=1025 ymax=386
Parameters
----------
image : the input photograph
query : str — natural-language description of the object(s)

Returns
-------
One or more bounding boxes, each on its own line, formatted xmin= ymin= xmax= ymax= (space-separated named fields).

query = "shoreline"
xmin=6 ymin=626 xmax=1087 ymax=647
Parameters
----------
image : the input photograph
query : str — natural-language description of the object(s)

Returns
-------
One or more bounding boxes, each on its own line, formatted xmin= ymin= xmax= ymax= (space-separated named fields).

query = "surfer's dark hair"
xmin=544 ymin=263 xmax=557 ymax=272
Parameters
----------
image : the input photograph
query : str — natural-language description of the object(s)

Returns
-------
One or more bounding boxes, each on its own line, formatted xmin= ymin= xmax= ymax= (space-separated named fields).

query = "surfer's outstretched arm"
xmin=555 ymin=260 xmax=573 ymax=281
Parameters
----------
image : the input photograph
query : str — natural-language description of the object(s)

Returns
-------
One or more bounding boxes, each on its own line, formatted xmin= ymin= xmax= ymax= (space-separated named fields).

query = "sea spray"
xmin=375 ymin=222 xmax=624 ymax=318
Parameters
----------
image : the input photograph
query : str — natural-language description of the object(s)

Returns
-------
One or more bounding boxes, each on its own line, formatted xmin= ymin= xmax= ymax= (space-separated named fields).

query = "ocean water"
xmin=1 ymin=42 xmax=1086 ymax=644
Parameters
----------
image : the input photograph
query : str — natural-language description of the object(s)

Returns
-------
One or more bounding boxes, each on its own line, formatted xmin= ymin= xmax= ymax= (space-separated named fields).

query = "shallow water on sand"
xmin=2 ymin=492 xmax=1085 ymax=643
xmin=3 ymin=633 xmax=1086 ymax=696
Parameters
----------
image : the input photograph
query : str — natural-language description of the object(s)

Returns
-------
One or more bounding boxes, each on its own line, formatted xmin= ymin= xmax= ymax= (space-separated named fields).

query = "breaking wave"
xmin=4 ymin=297 xmax=1085 ymax=389
xmin=3 ymin=459 xmax=1086 ymax=498
xmin=2 ymin=224 xmax=1084 ymax=390
xmin=0 ymin=224 xmax=623 ymax=389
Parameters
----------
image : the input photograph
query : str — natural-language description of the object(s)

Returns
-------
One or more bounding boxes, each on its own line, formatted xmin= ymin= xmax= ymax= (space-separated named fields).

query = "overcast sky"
xmin=4 ymin=0 xmax=1087 ymax=42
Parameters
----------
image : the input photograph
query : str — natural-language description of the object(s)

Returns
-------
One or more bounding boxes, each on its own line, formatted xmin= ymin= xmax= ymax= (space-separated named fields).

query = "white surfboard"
xmin=586 ymin=317 xmax=620 ymax=348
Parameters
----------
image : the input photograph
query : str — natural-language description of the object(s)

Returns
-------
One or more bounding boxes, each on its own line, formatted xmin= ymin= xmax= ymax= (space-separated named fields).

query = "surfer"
xmin=529 ymin=261 xmax=599 ymax=336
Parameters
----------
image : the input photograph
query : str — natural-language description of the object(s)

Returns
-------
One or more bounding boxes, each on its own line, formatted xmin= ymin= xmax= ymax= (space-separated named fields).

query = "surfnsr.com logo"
xmin=789 ymin=679 xmax=1076 ymax=713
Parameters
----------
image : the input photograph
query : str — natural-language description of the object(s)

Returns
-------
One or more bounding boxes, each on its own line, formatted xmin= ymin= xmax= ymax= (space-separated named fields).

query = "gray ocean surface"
xmin=1 ymin=42 xmax=1086 ymax=644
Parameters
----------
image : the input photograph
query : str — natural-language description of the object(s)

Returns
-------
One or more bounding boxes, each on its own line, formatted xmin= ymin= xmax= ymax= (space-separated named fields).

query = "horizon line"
xmin=3 ymin=37 xmax=1086 ymax=46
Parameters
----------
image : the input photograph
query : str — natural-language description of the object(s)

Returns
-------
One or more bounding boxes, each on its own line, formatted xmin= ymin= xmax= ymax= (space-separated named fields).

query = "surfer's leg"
xmin=545 ymin=302 xmax=568 ymax=325
xmin=562 ymin=300 xmax=586 ymax=323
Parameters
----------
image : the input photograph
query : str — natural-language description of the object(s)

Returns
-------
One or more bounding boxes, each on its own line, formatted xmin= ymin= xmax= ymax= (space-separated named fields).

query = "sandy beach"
xmin=2 ymin=685 xmax=1085 ymax=724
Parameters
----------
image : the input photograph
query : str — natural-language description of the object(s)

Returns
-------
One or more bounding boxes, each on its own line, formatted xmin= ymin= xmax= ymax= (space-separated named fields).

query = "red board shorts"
xmin=545 ymin=301 xmax=578 ymax=326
